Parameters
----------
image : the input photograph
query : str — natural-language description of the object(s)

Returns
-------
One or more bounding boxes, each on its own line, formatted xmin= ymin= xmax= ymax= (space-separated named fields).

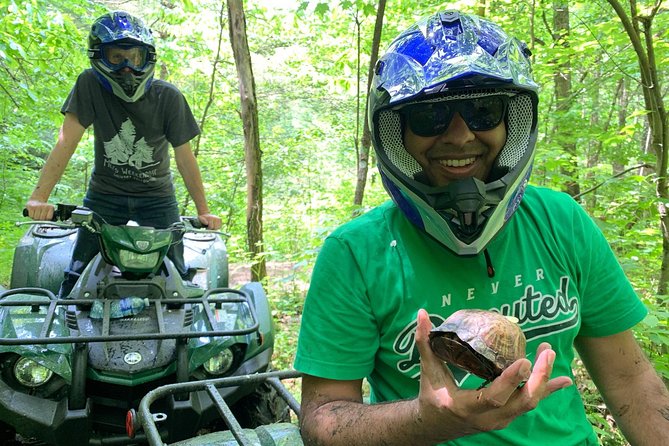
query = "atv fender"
xmin=239 ymin=282 xmax=274 ymax=348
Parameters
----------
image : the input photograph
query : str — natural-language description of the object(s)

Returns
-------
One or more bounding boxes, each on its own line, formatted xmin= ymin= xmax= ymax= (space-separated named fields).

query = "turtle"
xmin=428 ymin=309 xmax=527 ymax=387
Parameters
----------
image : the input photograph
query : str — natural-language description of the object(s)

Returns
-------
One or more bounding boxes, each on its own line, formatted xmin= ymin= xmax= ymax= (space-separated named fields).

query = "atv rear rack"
xmin=132 ymin=369 xmax=303 ymax=446
xmin=0 ymin=286 xmax=258 ymax=345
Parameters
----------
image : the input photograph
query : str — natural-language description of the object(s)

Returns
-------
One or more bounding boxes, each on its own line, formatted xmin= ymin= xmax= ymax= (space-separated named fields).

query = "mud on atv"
xmin=0 ymin=205 xmax=289 ymax=445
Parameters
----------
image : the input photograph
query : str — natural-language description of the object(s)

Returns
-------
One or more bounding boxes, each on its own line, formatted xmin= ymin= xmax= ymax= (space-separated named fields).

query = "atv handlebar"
xmin=19 ymin=204 xmax=227 ymax=236
xmin=182 ymin=216 xmax=205 ymax=229
xmin=22 ymin=203 xmax=78 ymax=222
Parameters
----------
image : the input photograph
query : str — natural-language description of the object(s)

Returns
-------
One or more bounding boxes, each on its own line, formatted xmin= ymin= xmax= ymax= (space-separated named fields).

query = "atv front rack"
xmin=132 ymin=369 xmax=303 ymax=446
xmin=0 ymin=287 xmax=258 ymax=345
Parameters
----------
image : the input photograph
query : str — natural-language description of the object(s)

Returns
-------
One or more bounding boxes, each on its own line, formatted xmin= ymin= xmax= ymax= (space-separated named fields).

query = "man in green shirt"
xmin=294 ymin=10 xmax=669 ymax=445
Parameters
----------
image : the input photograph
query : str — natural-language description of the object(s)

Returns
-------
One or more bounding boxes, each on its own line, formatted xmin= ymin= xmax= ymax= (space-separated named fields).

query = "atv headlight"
xmin=119 ymin=250 xmax=159 ymax=269
xmin=14 ymin=357 xmax=53 ymax=387
xmin=203 ymin=349 xmax=234 ymax=376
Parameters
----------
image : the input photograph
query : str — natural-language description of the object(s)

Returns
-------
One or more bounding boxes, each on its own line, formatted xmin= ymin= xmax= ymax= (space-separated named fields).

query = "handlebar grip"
xmin=23 ymin=204 xmax=77 ymax=222
xmin=186 ymin=217 xmax=205 ymax=229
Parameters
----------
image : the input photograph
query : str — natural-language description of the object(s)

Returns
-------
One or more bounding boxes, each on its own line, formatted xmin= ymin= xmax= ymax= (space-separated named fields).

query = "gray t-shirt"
xmin=61 ymin=69 xmax=200 ymax=196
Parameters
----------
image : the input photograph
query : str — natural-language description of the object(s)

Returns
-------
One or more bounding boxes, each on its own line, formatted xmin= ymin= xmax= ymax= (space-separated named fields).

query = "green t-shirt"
xmin=294 ymin=185 xmax=647 ymax=446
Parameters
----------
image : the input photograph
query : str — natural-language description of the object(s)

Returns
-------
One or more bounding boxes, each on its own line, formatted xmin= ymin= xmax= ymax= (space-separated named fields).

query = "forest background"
xmin=0 ymin=0 xmax=667 ymax=444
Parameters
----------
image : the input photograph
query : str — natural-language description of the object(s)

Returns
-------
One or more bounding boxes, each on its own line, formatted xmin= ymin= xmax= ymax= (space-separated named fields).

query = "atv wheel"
xmin=14 ymin=435 xmax=48 ymax=446
xmin=230 ymin=381 xmax=291 ymax=428
xmin=0 ymin=421 xmax=18 ymax=445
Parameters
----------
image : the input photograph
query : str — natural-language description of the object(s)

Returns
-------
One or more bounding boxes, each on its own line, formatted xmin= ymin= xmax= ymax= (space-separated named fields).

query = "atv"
xmin=0 ymin=204 xmax=288 ymax=445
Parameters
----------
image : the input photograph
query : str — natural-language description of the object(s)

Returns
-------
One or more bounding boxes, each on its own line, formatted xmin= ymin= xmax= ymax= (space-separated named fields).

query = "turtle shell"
xmin=428 ymin=309 xmax=526 ymax=383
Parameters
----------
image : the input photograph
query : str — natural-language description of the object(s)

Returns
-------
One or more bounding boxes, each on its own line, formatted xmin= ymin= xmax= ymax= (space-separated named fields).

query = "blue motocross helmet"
xmin=368 ymin=10 xmax=538 ymax=256
xmin=87 ymin=11 xmax=157 ymax=102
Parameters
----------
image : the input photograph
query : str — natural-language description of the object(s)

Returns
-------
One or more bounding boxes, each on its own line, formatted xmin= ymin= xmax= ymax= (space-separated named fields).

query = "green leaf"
xmin=314 ymin=3 xmax=330 ymax=16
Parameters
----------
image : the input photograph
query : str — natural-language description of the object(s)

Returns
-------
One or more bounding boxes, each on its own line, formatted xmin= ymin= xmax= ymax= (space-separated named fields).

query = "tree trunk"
xmin=476 ymin=0 xmax=486 ymax=17
xmin=552 ymin=1 xmax=580 ymax=198
xmin=227 ymin=0 xmax=266 ymax=281
xmin=607 ymin=0 xmax=669 ymax=296
xmin=354 ymin=0 xmax=386 ymax=207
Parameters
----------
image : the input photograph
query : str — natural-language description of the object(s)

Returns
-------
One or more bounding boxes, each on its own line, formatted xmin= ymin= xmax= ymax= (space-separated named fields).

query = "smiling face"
xmin=403 ymin=112 xmax=507 ymax=187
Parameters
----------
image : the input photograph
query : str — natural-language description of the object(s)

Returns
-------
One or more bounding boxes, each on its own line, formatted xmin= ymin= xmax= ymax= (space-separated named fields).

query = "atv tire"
xmin=230 ymin=381 xmax=291 ymax=428
xmin=0 ymin=421 xmax=18 ymax=445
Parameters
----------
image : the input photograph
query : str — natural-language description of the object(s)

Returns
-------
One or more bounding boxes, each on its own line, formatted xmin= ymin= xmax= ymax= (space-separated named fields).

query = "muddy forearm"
xmin=300 ymin=398 xmax=441 ymax=446
xmin=606 ymin=361 xmax=669 ymax=445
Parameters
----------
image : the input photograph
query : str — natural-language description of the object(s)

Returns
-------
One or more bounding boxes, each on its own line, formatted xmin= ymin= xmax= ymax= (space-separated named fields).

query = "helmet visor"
xmin=400 ymin=95 xmax=508 ymax=137
xmin=100 ymin=43 xmax=152 ymax=72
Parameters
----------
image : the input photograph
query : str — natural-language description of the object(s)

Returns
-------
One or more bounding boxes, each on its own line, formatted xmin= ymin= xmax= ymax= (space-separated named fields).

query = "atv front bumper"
xmin=0 ymin=287 xmax=274 ymax=445
xmin=0 ymin=347 xmax=273 ymax=445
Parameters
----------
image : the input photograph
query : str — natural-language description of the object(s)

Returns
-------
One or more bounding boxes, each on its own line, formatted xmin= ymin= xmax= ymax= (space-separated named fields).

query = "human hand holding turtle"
xmin=413 ymin=309 xmax=573 ymax=440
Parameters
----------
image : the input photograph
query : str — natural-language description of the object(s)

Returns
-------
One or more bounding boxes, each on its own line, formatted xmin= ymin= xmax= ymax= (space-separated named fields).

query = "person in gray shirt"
xmin=25 ymin=11 xmax=221 ymax=297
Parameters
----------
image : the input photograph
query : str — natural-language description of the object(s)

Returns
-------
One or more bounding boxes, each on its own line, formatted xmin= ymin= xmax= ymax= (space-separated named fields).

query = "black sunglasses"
xmin=400 ymin=95 xmax=509 ymax=137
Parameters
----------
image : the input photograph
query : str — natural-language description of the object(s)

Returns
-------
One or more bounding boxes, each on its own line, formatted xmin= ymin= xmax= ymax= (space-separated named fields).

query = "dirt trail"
xmin=228 ymin=261 xmax=305 ymax=287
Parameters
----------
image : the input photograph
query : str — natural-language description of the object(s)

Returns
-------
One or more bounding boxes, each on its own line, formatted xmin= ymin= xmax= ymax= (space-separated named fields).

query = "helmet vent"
xmin=497 ymin=93 xmax=533 ymax=170
xmin=378 ymin=111 xmax=422 ymax=177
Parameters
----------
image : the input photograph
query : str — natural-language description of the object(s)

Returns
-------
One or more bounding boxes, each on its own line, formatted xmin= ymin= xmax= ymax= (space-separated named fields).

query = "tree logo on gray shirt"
xmin=104 ymin=119 xmax=159 ymax=170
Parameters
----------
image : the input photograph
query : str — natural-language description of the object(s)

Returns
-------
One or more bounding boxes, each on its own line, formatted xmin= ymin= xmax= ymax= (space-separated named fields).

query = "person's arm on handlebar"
xmin=173 ymin=142 xmax=222 ymax=230
xmin=26 ymin=113 xmax=85 ymax=221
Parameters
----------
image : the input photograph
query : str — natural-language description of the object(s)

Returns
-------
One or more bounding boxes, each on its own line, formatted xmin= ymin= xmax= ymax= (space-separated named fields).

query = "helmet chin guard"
xmin=369 ymin=11 xmax=539 ymax=255
xmin=431 ymin=178 xmax=496 ymax=242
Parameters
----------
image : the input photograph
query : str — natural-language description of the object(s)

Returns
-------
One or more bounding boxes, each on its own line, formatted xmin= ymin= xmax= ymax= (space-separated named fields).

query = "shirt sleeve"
xmin=163 ymin=86 xmax=200 ymax=148
xmin=294 ymin=235 xmax=380 ymax=380
xmin=569 ymin=199 xmax=648 ymax=337
xmin=61 ymin=70 xmax=98 ymax=128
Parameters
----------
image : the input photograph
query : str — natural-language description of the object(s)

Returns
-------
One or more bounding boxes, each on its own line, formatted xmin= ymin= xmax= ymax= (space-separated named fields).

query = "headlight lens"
xmin=14 ymin=357 xmax=53 ymax=387
xmin=203 ymin=349 xmax=235 ymax=376
xmin=119 ymin=250 xmax=159 ymax=269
